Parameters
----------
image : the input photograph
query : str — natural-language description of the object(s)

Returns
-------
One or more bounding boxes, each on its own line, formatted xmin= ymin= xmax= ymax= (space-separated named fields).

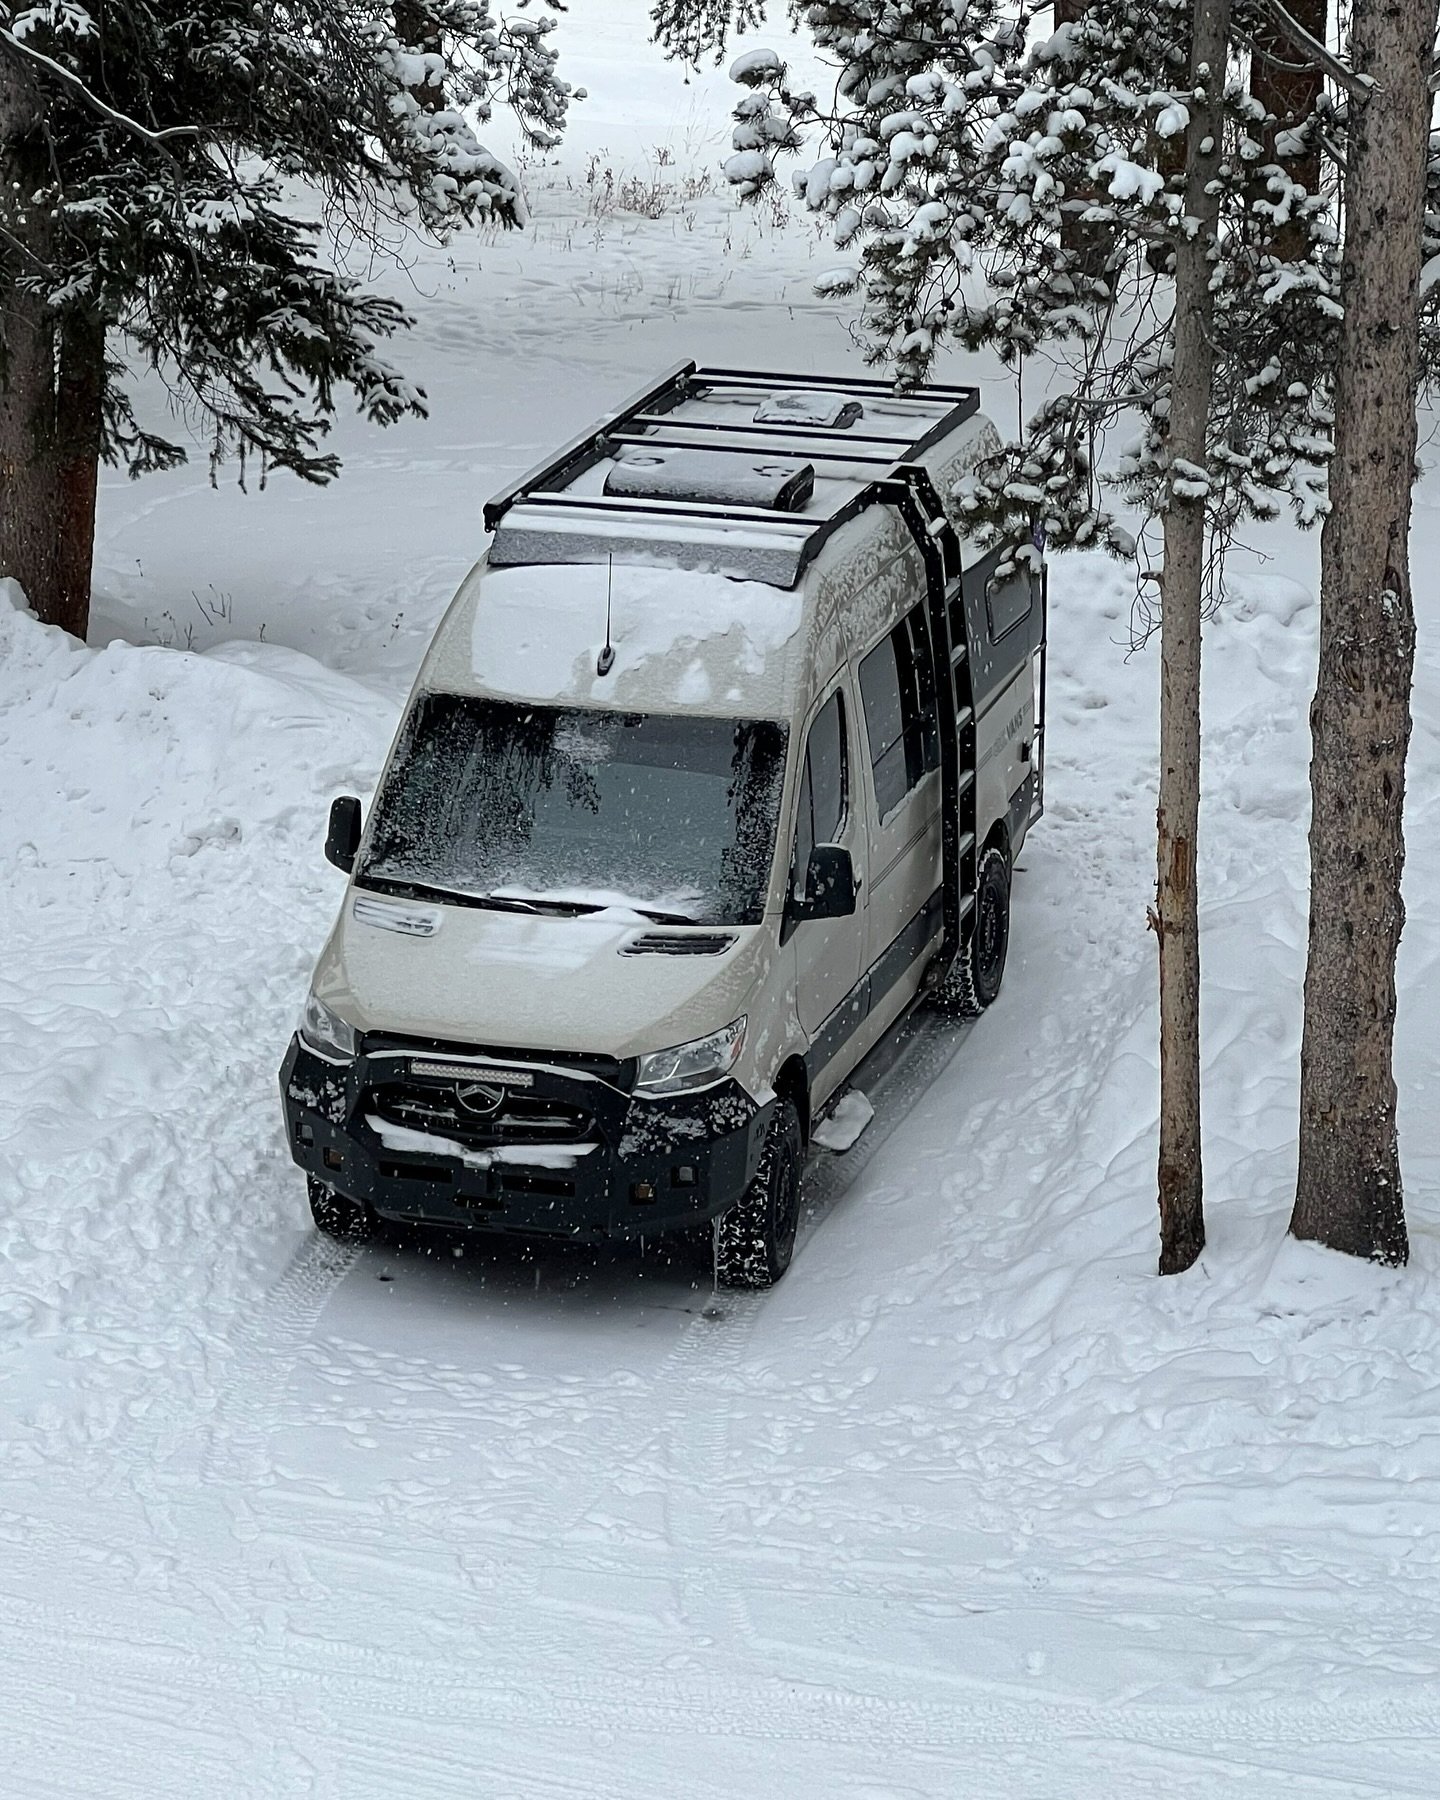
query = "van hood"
xmin=313 ymin=890 xmax=774 ymax=1060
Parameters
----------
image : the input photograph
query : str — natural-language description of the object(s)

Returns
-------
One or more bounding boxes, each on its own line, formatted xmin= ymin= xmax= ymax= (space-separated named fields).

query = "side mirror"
xmin=325 ymin=795 xmax=362 ymax=873
xmin=790 ymin=843 xmax=857 ymax=923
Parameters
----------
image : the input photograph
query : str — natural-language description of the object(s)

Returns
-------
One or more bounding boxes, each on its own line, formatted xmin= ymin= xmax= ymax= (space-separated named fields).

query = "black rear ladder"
xmin=881 ymin=466 xmax=979 ymax=987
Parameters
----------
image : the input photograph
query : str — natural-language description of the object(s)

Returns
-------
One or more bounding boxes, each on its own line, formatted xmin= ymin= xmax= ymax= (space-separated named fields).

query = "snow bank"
xmin=0 ymin=588 xmax=392 ymax=1337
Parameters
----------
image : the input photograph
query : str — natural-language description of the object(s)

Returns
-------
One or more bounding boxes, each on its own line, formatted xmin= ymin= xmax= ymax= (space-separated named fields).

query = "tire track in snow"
xmin=6 ymin=1580 xmax=1440 ymax=1793
xmin=650 ymin=1007 xmax=976 ymax=1656
xmin=174 ymin=1007 xmax=977 ymax=1705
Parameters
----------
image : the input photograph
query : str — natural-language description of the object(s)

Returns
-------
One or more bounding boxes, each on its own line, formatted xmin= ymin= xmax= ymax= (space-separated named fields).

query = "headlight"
xmin=635 ymin=1017 xmax=746 ymax=1098
xmin=299 ymin=991 xmax=357 ymax=1060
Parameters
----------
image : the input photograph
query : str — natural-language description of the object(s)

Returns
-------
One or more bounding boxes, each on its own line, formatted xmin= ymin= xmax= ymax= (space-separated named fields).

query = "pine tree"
xmin=725 ymin=0 xmax=1340 ymax=1272
xmin=0 ymin=1 xmax=578 ymax=638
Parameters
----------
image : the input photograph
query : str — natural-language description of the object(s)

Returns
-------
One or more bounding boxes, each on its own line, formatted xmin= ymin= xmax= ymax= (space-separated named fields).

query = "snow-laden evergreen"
xmin=0 ymin=0 xmax=579 ymax=483
xmin=726 ymin=0 xmax=1340 ymax=577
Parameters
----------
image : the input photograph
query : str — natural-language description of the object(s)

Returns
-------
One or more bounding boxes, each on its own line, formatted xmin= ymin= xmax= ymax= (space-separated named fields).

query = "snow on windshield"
xmin=361 ymin=695 xmax=788 ymax=924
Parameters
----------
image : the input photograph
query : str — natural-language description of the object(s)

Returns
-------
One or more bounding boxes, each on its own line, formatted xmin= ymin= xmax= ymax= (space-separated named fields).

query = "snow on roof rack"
xmin=482 ymin=362 xmax=980 ymax=588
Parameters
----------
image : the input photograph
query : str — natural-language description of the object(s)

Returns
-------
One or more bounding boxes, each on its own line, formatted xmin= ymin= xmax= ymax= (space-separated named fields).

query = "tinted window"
xmin=860 ymin=607 xmax=940 ymax=818
xmin=860 ymin=635 xmax=908 ymax=817
xmin=790 ymin=690 xmax=847 ymax=897
xmin=808 ymin=691 xmax=847 ymax=844
xmin=362 ymin=697 xmax=788 ymax=926
xmin=987 ymin=572 xmax=1032 ymax=641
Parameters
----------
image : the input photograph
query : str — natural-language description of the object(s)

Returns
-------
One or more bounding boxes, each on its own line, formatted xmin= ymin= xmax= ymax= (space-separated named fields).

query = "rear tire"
xmin=307 ymin=1175 xmax=376 ymax=1244
xmin=714 ymin=1099 xmax=803 ymax=1290
xmin=935 ymin=845 xmax=1011 ymax=1018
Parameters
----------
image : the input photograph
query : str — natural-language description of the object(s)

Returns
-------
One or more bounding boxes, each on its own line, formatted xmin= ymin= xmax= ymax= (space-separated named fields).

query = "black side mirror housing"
xmin=325 ymin=795 xmax=362 ymax=873
xmin=790 ymin=843 xmax=857 ymax=923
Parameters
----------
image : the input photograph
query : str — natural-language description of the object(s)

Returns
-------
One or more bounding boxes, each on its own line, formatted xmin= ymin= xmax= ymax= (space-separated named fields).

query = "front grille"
xmin=367 ymin=1081 xmax=595 ymax=1153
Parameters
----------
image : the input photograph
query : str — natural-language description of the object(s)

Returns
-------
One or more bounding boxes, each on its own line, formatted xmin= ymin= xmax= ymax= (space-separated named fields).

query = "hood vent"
xmin=620 ymin=931 xmax=737 ymax=957
xmin=605 ymin=447 xmax=814 ymax=513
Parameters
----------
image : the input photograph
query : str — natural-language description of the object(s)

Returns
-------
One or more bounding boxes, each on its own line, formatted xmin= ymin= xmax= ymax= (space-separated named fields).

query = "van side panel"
xmin=963 ymin=548 xmax=1042 ymax=860
xmin=976 ymin=666 xmax=1035 ymax=858
xmin=797 ymin=525 xmax=945 ymax=1108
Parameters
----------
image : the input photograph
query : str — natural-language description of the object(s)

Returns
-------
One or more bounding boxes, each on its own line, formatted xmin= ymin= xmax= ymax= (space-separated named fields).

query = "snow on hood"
xmin=317 ymin=900 xmax=769 ymax=1059
xmin=457 ymin=561 xmax=804 ymax=713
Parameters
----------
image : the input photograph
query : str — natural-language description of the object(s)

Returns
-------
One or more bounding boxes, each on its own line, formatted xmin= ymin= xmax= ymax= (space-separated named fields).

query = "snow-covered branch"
xmin=0 ymin=26 xmax=201 ymax=148
xmin=1248 ymin=0 xmax=1375 ymax=98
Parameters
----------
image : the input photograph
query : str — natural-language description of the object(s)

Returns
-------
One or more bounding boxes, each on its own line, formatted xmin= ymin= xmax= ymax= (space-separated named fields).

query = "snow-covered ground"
xmin=5 ymin=9 xmax=1440 ymax=1796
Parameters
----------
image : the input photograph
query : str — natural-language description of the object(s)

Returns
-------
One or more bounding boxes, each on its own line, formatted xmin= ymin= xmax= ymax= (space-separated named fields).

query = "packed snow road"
xmin=7 ymin=15 xmax=1440 ymax=1794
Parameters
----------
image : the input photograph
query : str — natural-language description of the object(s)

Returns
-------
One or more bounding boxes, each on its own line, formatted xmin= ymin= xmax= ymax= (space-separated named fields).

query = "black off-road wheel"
xmin=307 ymin=1175 xmax=376 ymax=1244
xmin=714 ymin=1099 xmax=803 ymax=1290
xmin=935 ymin=845 xmax=1011 ymax=1019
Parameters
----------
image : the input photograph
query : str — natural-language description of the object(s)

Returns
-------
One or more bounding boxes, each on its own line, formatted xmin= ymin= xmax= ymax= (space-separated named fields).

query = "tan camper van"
xmin=281 ymin=363 xmax=1047 ymax=1287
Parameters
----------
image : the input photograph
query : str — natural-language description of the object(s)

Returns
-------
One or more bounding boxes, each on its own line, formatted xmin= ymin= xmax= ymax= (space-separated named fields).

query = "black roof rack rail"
xmin=516 ymin=489 xmax=817 ymax=529
xmin=629 ymin=413 xmax=927 ymax=448
xmin=693 ymin=365 xmax=979 ymax=401
xmin=483 ymin=363 xmax=982 ymax=556
xmin=483 ymin=360 xmax=697 ymax=531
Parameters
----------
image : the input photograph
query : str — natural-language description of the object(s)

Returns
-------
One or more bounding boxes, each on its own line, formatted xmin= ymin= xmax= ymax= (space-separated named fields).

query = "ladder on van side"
xmin=880 ymin=467 xmax=980 ymax=986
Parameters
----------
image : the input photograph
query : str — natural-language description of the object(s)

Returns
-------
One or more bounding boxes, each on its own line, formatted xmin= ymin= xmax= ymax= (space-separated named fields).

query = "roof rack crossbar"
xmin=514 ymin=490 xmax=817 ymax=530
xmin=695 ymin=365 xmax=980 ymax=401
xmin=630 ymin=414 xmax=926 ymax=449
xmin=483 ymin=360 xmax=697 ymax=531
xmin=606 ymin=430 xmax=901 ymax=470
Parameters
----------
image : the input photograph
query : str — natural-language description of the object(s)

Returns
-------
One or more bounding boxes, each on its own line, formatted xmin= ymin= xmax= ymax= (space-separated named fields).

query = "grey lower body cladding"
xmin=279 ymin=1036 xmax=770 ymax=1239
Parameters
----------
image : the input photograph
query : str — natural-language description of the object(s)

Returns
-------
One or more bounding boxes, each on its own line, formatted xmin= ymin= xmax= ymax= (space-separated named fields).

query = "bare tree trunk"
xmin=52 ymin=309 xmax=105 ymax=640
xmin=1290 ymin=0 xmax=1434 ymax=1264
xmin=0 ymin=46 xmax=59 ymax=622
xmin=1248 ymin=0 xmax=1326 ymax=260
xmin=1154 ymin=0 xmax=1231 ymax=1276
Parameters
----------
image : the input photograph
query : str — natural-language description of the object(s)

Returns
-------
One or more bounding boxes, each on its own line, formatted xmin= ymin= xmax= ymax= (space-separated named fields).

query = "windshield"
xmin=360 ymin=695 xmax=789 ymax=926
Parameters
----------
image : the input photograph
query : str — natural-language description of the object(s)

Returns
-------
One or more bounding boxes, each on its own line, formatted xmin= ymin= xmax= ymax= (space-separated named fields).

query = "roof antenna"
xmin=596 ymin=554 xmax=616 ymax=677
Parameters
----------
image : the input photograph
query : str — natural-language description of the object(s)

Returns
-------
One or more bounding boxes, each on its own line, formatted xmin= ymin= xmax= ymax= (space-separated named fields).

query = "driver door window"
xmin=790 ymin=687 xmax=864 ymax=1041
xmin=791 ymin=688 xmax=848 ymax=899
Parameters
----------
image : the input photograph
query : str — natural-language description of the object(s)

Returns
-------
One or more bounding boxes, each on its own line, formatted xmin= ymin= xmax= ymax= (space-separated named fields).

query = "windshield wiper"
xmin=359 ymin=876 xmax=584 ymax=915
xmin=483 ymin=893 xmax=596 ymax=916
xmin=360 ymin=876 xmax=705 ymax=923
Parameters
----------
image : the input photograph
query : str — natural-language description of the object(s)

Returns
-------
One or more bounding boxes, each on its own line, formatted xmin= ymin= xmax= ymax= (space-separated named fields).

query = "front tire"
xmin=714 ymin=1099 xmax=803 ymax=1290
xmin=307 ymin=1175 xmax=376 ymax=1244
xmin=935 ymin=844 xmax=1011 ymax=1018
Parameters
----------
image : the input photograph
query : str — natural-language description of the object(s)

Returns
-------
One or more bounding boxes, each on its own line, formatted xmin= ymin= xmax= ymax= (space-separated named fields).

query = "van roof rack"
xmin=483 ymin=361 xmax=981 ymax=589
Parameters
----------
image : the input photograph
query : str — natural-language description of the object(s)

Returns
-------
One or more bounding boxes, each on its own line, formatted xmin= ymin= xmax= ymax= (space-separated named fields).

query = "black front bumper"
xmin=279 ymin=1035 xmax=771 ymax=1240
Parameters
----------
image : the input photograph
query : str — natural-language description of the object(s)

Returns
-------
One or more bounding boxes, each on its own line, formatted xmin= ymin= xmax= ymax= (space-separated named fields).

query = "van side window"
xmin=903 ymin=606 xmax=941 ymax=779
xmin=986 ymin=571 xmax=1032 ymax=641
xmin=791 ymin=690 xmax=847 ymax=894
xmin=860 ymin=607 xmax=940 ymax=817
